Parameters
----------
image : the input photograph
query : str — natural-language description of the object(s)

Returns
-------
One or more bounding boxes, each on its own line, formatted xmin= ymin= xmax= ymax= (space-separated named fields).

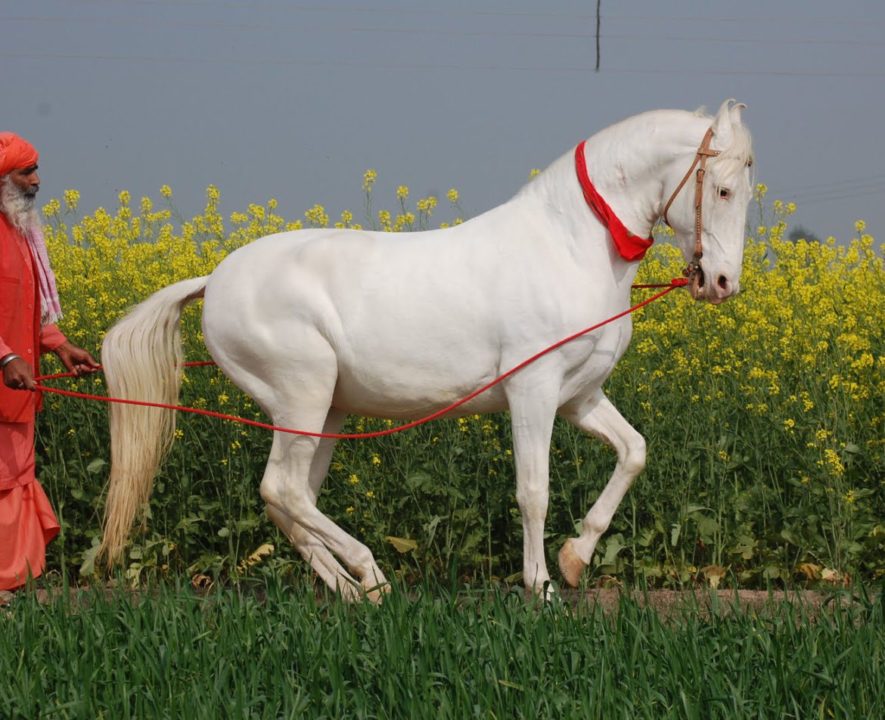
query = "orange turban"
xmin=0 ymin=132 xmax=39 ymax=177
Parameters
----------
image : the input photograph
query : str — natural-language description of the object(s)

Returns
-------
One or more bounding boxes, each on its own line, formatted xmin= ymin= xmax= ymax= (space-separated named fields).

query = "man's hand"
xmin=53 ymin=341 xmax=100 ymax=376
xmin=2 ymin=355 xmax=36 ymax=391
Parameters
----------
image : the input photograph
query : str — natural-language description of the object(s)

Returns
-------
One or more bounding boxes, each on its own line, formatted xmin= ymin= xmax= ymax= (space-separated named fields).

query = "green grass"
xmin=1 ymin=579 xmax=881 ymax=719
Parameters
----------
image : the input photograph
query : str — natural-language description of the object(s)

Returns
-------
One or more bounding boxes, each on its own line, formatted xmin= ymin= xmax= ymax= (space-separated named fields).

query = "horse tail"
xmin=99 ymin=275 xmax=209 ymax=566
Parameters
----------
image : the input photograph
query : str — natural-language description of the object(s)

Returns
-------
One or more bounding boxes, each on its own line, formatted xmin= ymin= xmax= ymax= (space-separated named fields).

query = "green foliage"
xmin=34 ymin=182 xmax=884 ymax=589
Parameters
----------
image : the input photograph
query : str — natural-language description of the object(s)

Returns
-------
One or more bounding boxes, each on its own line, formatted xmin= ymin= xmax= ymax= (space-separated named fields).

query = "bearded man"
xmin=0 ymin=131 xmax=99 ymax=592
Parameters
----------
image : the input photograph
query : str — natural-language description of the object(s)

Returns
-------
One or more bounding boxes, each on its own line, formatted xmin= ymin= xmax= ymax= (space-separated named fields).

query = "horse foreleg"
xmin=557 ymin=392 xmax=646 ymax=587
xmin=508 ymin=391 xmax=558 ymax=598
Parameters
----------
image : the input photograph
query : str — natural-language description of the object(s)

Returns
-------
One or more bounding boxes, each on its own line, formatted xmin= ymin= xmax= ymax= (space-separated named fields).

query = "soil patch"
xmin=1 ymin=584 xmax=863 ymax=621
xmin=568 ymin=587 xmax=856 ymax=620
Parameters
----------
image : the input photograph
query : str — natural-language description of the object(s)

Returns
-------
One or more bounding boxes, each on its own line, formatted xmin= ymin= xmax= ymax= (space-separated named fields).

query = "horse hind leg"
xmin=260 ymin=399 xmax=389 ymax=602
xmin=557 ymin=392 xmax=646 ymax=587
xmin=264 ymin=408 xmax=372 ymax=601
xmin=213 ymin=324 xmax=388 ymax=601
xmin=266 ymin=506 xmax=363 ymax=601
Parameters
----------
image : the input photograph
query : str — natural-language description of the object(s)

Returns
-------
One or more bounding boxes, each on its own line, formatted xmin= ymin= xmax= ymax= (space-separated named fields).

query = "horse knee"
xmin=621 ymin=434 xmax=646 ymax=476
xmin=516 ymin=484 xmax=549 ymax=522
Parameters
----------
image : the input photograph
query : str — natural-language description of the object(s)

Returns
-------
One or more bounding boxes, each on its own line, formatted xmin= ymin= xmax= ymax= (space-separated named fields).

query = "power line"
xmin=50 ymin=0 xmax=885 ymax=29
xmin=777 ymin=172 xmax=885 ymax=193
xmin=784 ymin=183 xmax=885 ymax=203
xmin=4 ymin=14 xmax=885 ymax=48
xmin=769 ymin=174 xmax=885 ymax=203
xmin=3 ymin=50 xmax=884 ymax=78
xmin=786 ymin=187 xmax=885 ymax=206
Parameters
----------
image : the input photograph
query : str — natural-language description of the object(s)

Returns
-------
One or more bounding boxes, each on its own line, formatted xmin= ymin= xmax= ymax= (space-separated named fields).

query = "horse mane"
xmin=515 ymin=105 xmax=754 ymax=203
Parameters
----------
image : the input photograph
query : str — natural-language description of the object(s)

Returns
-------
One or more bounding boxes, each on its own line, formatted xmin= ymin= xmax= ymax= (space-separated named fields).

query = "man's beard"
xmin=0 ymin=177 xmax=40 ymax=236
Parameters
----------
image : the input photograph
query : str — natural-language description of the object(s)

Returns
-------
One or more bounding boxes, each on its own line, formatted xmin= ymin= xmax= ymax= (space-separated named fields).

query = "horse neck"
xmin=584 ymin=111 xmax=712 ymax=235
xmin=508 ymin=110 xmax=711 ymax=288
xmin=510 ymin=150 xmax=641 ymax=293
xmin=522 ymin=111 xmax=710 ymax=239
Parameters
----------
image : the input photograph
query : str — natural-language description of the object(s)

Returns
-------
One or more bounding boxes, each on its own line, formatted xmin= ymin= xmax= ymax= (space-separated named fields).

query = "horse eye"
xmin=718 ymin=187 xmax=731 ymax=200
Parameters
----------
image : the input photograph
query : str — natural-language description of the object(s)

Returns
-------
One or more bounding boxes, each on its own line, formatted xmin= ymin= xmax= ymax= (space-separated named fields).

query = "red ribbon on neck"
xmin=574 ymin=140 xmax=654 ymax=262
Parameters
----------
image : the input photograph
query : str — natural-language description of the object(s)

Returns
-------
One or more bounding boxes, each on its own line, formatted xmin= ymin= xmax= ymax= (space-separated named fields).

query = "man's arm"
xmin=1 ymin=326 xmax=100 ymax=391
xmin=39 ymin=322 xmax=67 ymax=352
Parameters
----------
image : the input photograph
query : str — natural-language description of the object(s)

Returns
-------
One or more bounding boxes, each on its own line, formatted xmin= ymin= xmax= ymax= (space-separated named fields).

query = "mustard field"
xmin=35 ymin=178 xmax=883 ymax=589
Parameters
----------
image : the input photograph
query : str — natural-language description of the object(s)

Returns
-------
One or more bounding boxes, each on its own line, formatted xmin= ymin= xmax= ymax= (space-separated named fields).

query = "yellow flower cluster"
xmin=40 ymin=178 xmax=881 ymax=533
xmin=629 ymin=202 xmax=882 ymax=501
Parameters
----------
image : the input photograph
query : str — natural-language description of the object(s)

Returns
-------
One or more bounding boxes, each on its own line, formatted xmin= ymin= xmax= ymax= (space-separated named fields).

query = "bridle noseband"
xmin=661 ymin=127 xmax=720 ymax=282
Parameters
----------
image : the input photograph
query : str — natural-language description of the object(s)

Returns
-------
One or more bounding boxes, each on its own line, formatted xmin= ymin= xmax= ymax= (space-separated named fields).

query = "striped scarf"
xmin=26 ymin=224 xmax=63 ymax=324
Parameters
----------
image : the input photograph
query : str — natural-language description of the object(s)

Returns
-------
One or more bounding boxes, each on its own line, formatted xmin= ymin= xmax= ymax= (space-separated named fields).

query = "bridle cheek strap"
xmin=661 ymin=127 xmax=720 ymax=279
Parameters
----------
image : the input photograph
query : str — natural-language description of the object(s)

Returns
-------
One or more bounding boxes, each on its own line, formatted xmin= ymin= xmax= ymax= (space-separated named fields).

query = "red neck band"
xmin=574 ymin=140 xmax=653 ymax=262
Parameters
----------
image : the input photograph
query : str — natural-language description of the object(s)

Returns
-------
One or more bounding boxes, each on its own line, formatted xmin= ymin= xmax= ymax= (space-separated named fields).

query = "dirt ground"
xmin=564 ymin=587 xmax=859 ymax=619
xmin=2 ymin=584 xmax=858 ymax=619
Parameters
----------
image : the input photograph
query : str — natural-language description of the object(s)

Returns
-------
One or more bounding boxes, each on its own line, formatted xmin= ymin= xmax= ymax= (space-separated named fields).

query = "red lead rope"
xmin=34 ymin=279 xmax=687 ymax=440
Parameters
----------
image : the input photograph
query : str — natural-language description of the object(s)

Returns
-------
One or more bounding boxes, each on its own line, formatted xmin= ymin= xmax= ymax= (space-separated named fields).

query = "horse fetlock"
xmin=558 ymin=538 xmax=587 ymax=588
xmin=523 ymin=561 xmax=551 ymax=591
xmin=583 ymin=515 xmax=612 ymax=541
xmin=335 ymin=577 xmax=365 ymax=603
xmin=347 ymin=543 xmax=377 ymax=571
xmin=523 ymin=579 xmax=558 ymax=604
xmin=362 ymin=578 xmax=391 ymax=604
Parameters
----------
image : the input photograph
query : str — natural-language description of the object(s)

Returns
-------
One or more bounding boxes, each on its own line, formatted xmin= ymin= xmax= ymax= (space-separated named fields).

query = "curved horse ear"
xmin=711 ymin=99 xmax=738 ymax=145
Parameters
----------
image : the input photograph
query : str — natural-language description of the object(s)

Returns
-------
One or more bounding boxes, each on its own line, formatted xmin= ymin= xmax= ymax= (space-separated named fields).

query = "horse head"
xmin=663 ymin=99 xmax=754 ymax=304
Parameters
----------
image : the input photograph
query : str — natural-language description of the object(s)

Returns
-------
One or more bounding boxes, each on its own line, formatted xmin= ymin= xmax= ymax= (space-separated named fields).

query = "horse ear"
xmin=711 ymin=99 xmax=736 ymax=145
xmin=729 ymin=102 xmax=747 ymax=126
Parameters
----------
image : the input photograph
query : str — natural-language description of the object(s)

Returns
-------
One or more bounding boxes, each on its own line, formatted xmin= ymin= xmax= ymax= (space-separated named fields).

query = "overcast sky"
xmin=3 ymin=0 xmax=884 ymax=242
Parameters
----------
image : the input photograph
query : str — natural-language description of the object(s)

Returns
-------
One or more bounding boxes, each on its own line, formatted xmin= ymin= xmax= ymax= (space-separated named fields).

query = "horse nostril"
xmin=717 ymin=275 xmax=729 ymax=291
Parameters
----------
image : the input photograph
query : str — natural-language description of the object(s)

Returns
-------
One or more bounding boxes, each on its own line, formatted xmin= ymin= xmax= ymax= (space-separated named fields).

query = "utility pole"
xmin=595 ymin=0 xmax=602 ymax=71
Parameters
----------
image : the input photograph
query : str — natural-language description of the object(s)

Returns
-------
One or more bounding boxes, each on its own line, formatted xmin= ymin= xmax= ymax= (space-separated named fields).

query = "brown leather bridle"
xmin=662 ymin=127 xmax=720 ymax=283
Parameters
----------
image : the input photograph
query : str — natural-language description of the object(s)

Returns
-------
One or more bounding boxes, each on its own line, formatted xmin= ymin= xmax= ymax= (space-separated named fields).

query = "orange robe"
xmin=0 ymin=212 xmax=65 ymax=590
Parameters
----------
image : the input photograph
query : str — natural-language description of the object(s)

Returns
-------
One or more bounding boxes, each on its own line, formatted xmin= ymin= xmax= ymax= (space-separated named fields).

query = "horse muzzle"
xmin=688 ymin=266 xmax=738 ymax=305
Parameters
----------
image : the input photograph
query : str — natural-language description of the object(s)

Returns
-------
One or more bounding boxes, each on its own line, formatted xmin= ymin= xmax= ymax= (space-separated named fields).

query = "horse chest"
xmin=555 ymin=318 xmax=633 ymax=402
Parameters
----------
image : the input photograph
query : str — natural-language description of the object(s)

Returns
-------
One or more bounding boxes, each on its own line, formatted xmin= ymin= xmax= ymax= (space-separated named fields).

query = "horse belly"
xmin=330 ymin=346 xmax=508 ymax=419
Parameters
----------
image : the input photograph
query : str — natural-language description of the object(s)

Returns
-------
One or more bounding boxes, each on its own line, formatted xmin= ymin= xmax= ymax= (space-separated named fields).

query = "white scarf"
xmin=26 ymin=224 xmax=63 ymax=324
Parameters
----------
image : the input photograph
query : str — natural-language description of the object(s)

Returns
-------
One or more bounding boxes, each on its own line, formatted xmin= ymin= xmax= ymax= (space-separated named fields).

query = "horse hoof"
xmin=363 ymin=580 xmax=391 ymax=604
xmin=336 ymin=579 xmax=364 ymax=603
xmin=558 ymin=539 xmax=586 ymax=588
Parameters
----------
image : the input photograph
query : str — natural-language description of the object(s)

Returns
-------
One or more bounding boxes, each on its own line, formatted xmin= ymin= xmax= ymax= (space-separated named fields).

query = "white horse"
xmin=99 ymin=100 xmax=753 ymax=600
